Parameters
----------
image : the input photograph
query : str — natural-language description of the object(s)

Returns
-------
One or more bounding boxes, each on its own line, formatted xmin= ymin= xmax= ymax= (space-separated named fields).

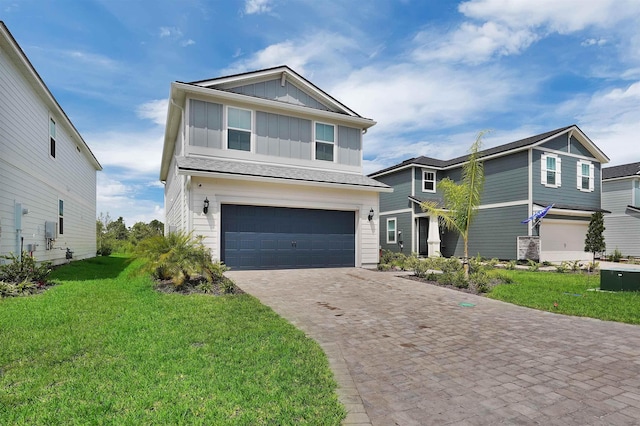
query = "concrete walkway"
xmin=227 ymin=268 xmax=640 ymax=425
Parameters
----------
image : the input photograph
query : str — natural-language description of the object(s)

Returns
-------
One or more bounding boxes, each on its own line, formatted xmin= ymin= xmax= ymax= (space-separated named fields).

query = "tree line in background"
xmin=96 ymin=213 xmax=164 ymax=255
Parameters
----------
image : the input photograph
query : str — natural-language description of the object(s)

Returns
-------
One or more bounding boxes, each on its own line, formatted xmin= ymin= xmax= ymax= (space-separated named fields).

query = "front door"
xmin=418 ymin=217 xmax=429 ymax=256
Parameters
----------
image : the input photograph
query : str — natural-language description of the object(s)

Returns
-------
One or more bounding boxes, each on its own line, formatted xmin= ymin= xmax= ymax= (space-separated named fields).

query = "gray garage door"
xmin=221 ymin=204 xmax=355 ymax=270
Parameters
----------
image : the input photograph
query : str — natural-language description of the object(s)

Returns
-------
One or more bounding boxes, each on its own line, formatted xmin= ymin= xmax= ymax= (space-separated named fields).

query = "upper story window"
xmin=577 ymin=160 xmax=594 ymax=192
xmin=227 ymin=107 xmax=251 ymax=151
xmin=49 ymin=117 xmax=56 ymax=158
xmin=422 ymin=170 xmax=436 ymax=193
xmin=386 ymin=218 xmax=397 ymax=244
xmin=541 ymin=153 xmax=561 ymax=188
xmin=315 ymin=122 xmax=335 ymax=162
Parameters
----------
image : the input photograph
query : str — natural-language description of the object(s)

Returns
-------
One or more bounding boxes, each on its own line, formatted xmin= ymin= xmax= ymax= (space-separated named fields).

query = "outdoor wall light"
xmin=203 ymin=197 xmax=209 ymax=214
xmin=368 ymin=208 xmax=374 ymax=221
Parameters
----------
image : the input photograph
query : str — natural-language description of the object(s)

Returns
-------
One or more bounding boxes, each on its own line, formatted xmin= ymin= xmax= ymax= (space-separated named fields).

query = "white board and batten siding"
xmin=0 ymin=29 xmax=99 ymax=265
xmin=187 ymin=177 xmax=380 ymax=268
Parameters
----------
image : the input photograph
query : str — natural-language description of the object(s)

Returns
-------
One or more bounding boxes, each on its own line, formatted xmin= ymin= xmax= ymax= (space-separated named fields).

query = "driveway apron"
xmin=226 ymin=268 xmax=640 ymax=425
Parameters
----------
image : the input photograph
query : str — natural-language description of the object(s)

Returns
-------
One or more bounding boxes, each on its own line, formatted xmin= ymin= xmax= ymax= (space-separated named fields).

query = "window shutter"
xmin=541 ymin=154 xmax=547 ymax=185
xmin=556 ymin=157 xmax=562 ymax=187
xmin=589 ymin=164 xmax=595 ymax=191
xmin=577 ymin=160 xmax=583 ymax=189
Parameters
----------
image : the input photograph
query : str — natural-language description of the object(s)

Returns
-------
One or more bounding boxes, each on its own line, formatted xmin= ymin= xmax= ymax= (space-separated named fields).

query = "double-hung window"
xmin=422 ymin=170 xmax=436 ymax=192
xmin=541 ymin=153 xmax=561 ymax=188
xmin=315 ymin=122 xmax=335 ymax=161
xmin=49 ymin=117 xmax=56 ymax=158
xmin=386 ymin=218 xmax=397 ymax=244
xmin=577 ymin=160 xmax=594 ymax=192
xmin=227 ymin=107 xmax=251 ymax=151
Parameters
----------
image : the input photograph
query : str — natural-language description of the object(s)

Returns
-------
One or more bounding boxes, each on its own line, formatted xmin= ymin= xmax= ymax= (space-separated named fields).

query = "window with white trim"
xmin=422 ymin=170 xmax=436 ymax=193
xmin=386 ymin=218 xmax=397 ymax=244
xmin=576 ymin=160 xmax=594 ymax=192
xmin=227 ymin=107 xmax=251 ymax=151
xmin=541 ymin=153 xmax=561 ymax=188
xmin=49 ymin=117 xmax=56 ymax=158
xmin=315 ymin=122 xmax=335 ymax=161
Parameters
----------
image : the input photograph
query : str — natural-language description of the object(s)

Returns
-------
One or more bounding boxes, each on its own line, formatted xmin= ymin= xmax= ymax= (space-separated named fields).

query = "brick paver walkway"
xmin=227 ymin=268 xmax=640 ymax=425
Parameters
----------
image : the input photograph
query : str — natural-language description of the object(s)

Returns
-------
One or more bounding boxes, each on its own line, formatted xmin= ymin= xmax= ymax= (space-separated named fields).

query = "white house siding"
xmin=188 ymin=177 xmax=380 ymax=268
xmin=164 ymin=129 xmax=186 ymax=234
xmin=603 ymin=179 xmax=640 ymax=257
xmin=0 ymin=40 xmax=97 ymax=264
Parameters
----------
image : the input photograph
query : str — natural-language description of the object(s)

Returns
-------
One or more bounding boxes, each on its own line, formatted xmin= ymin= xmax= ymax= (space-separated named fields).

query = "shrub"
xmin=403 ymin=253 xmax=420 ymax=271
xmin=0 ymin=252 xmax=52 ymax=285
xmin=555 ymin=262 xmax=569 ymax=273
xmin=505 ymin=260 xmax=517 ymax=270
xmin=586 ymin=261 xmax=600 ymax=272
xmin=377 ymin=263 xmax=392 ymax=271
xmin=470 ymin=270 xmax=490 ymax=293
xmin=414 ymin=259 xmax=431 ymax=278
xmin=527 ymin=259 xmax=540 ymax=272
xmin=490 ymin=270 xmax=514 ymax=284
xmin=135 ymin=232 xmax=231 ymax=289
xmin=608 ymin=248 xmax=623 ymax=262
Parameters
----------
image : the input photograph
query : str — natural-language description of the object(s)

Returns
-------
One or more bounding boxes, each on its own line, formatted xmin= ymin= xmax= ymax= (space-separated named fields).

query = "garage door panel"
xmin=221 ymin=205 xmax=355 ymax=270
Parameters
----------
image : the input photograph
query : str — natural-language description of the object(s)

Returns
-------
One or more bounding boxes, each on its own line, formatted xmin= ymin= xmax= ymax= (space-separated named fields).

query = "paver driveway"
xmin=226 ymin=268 xmax=640 ymax=425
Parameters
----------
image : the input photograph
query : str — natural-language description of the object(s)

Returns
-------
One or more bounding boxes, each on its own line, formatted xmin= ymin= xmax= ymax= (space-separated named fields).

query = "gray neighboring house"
xmin=160 ymin=66 xmax=390 ymax=270
xmin=602 ymin=162 xmax=640 ymax=257
xmin=369 ymin=125 xmax=610 ymax=262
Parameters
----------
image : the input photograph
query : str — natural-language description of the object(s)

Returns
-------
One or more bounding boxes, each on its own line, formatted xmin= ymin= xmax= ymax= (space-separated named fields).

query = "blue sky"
xmin=3 ymin=0 xmax=640 ymax=226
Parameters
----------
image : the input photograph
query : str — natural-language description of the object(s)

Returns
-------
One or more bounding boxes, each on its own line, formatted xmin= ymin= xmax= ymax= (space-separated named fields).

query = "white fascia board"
xmin=192 ymin=67 xmax=361 ymax=117
xmin=172 ymin=82 xmax=376 ymax=128
xmin=603 ymin=175 xmax=634 ymax=183
xmin=177 ymin=169 xmax=393 ymax=193
xmin=530 ymin=126 xmax=609 ymax=164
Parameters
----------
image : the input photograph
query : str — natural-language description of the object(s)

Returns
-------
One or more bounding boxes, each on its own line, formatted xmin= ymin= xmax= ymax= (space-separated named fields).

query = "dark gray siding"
xmin=443 ymin=204 xmax=529 ymax=259
xmin=532 ymin=150 xmax=601 ymax=209
xmin=379 ymin=212 xmax=412 ymax=254
xmin=228 ymin=79 xmax=333 ymax=111
xmin=482 ymin=151 xmax=529 ymax=204
xmin=189 ymin=100 xmax=222 ymax=148
xmin=376 ymin=168 xmax=412 ymax=212
xmin=255 ymin=111 xmax=312 ymax=159
xmin=540 ymin=134 xmax=568 ymax=152
xmin=569 ymin=136 xmax=592 ymax=158
xmin=337 ymin=125 xmax=361 ymax=166
xmin=413 ymin=167 xmax=444 ymax=202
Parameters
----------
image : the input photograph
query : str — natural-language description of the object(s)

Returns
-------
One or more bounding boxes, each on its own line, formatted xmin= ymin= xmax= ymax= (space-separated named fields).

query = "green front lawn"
xmin=0 ymin=256 xmax=344 ymax=425
xmin=488 ymin=270 xmax=640 ymax=324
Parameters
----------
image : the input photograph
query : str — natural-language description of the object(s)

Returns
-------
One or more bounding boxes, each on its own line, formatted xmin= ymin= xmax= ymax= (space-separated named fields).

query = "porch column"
xmin=427 ymin=214 xmax=441 ymax=257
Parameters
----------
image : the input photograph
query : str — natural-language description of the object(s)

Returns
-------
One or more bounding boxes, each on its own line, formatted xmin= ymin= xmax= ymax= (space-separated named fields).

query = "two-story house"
xmin=0 ymin=22 xmax=102 ymax=265
xmin=369 ymin=125 xmax=609 ymax=262
xmin=602 ymin=162 xmax=640 ymax=257
xmin=159 ymin=66 xmax=390 ymax=270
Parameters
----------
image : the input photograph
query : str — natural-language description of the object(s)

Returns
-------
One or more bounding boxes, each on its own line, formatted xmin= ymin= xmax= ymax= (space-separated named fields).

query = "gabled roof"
xmin=0 ymin=21 xmax=101 ymax=171
xmin=369 ymin=125 xmax=608 ymax=178
xmin=160 ymin=66 xmax=375 ymax=180
xmin=175 ymin=156 xmax=391 ymax=192
xmin=602 ymin=162 xmax=640 ymax=180
xmin=188 ymin=65 xmax=363 ymax=118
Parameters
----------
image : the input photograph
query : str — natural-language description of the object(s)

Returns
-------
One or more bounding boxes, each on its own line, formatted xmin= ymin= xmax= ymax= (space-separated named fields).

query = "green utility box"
xmin=600 ymin=268 xmax=640 ymax=291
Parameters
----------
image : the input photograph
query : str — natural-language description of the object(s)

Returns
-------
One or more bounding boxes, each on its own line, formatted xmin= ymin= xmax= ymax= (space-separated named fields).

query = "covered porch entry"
xmin=415 ymin=215 xmax=441 ymax=257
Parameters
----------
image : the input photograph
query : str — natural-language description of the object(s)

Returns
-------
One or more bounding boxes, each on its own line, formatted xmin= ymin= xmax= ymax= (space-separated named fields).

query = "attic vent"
xmin=281 ymin=72 xmax=286 ymax=87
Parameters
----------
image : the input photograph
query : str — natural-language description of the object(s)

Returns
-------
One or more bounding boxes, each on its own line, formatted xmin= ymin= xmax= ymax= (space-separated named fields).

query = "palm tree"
xmin=420 ymin=131 xmax=487 ymax=279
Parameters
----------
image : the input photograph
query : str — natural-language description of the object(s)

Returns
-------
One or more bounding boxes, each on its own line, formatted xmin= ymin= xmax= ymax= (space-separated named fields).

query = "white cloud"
xmin=97 ymin=174 xmax=164 ymax=226
xmin=570 ymin=81 xmax=640 ymax=166
xmin=245 ymin=0 xmax=272 ymax=15
xmin=581 ymin=38 xmax=607 ymax=47
xmin=136 ymin=99 xmax=168 ymax=127
xmin=412 ymin=0 xmax=640 ymax=65
xmin=181 ymin=39 xmax=195 ymax=47
xmin=223 ymin=32 xmax=358 ymax=83
xmin=159 ymin=26 xmax=182 ymax=38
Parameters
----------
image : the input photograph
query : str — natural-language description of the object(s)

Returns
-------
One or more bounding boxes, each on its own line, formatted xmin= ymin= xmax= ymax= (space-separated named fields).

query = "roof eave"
xmin=177 ymin=167 xmax=393 ymax=193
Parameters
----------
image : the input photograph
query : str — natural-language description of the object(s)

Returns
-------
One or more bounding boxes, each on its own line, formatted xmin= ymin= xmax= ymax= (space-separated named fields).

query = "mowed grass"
xmin=0 ymin=255 xmax=345 ymax=425
xmin=488 ymin=269 xmax=640 ymax=324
